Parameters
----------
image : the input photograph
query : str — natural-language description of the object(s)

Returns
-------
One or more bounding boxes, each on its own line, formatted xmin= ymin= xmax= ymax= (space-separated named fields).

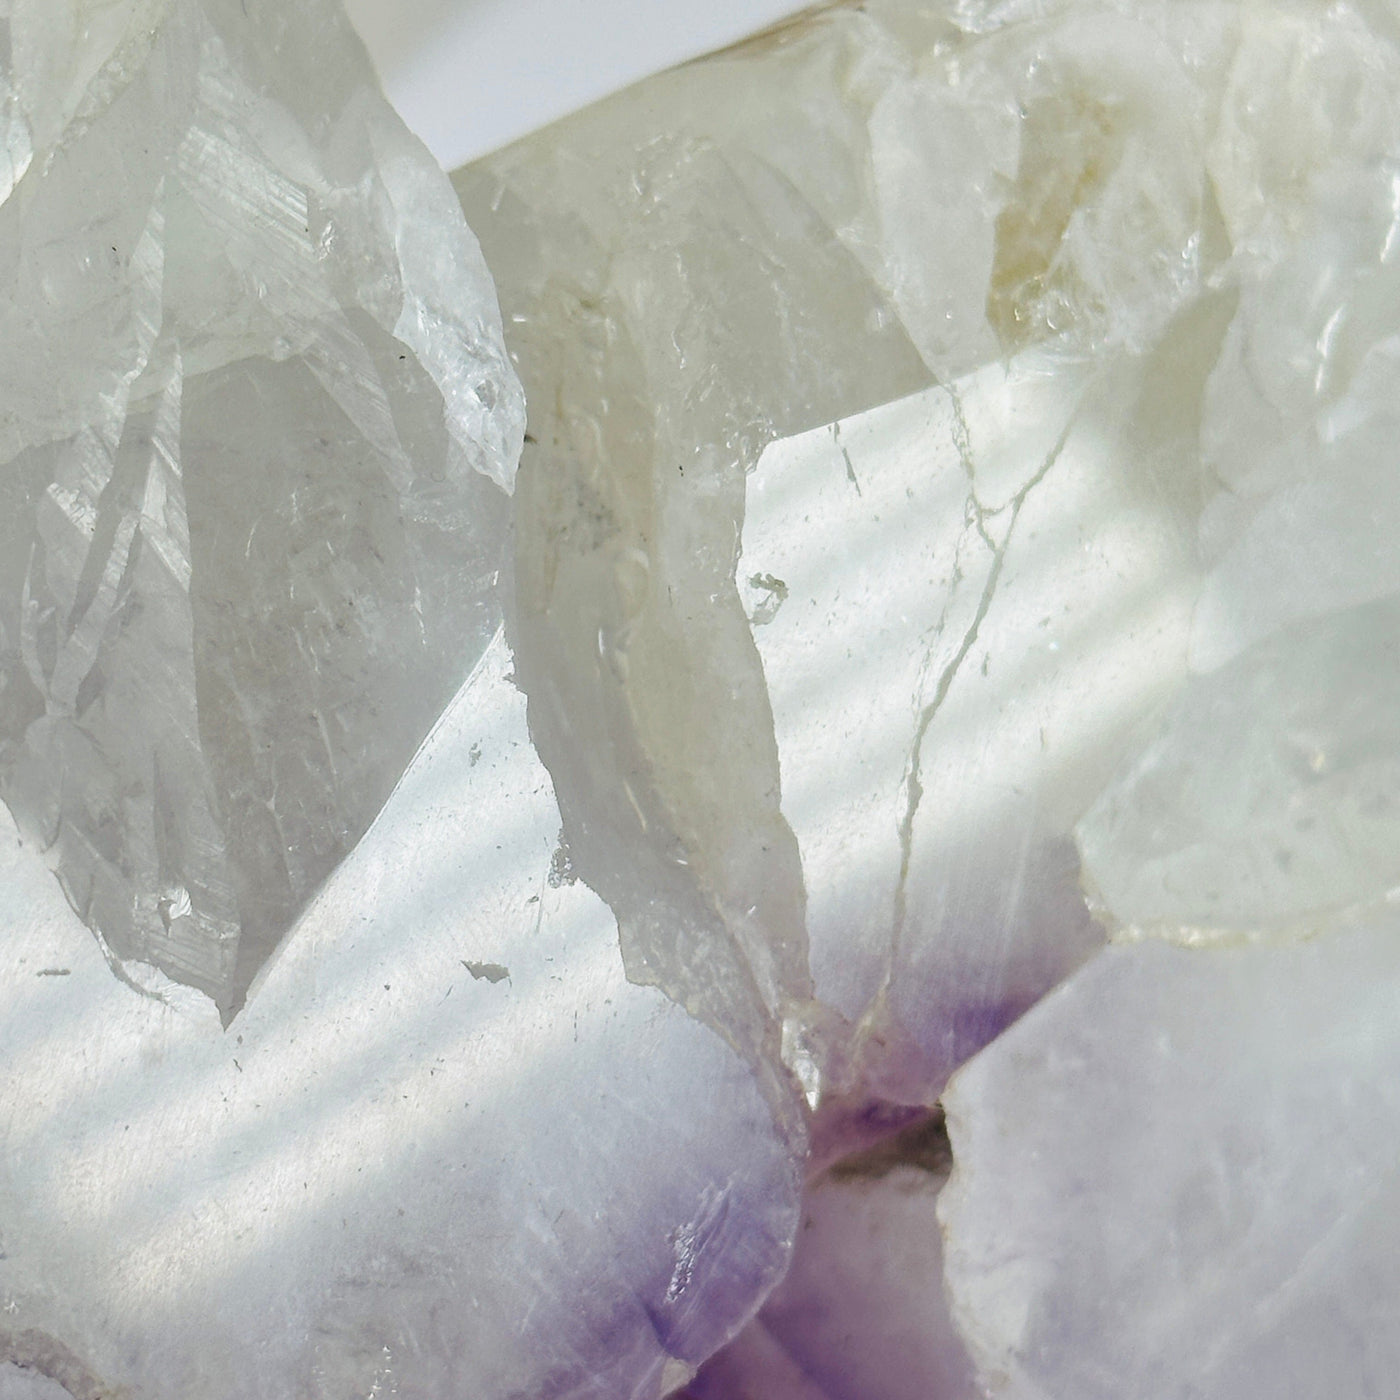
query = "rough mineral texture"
xmin=456 ymin=0 xmax=1400 ymax=1393
xmin=0 ymin=0 xmax=523 ymax=1017
xmin=454 ymin=0 xmax=1230 ymax=1110
xmin=0 ymin=8 xmax=803 ymax=1400
xmin=6 ymin=0 xmax=1400 ymax=1396
xmin=0 ymin=637 xmax=798 ymax=1399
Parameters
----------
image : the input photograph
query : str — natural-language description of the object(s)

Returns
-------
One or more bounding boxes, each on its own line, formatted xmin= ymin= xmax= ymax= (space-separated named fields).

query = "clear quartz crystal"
xmin=0 ymin=0 xmax=523 ymax=1018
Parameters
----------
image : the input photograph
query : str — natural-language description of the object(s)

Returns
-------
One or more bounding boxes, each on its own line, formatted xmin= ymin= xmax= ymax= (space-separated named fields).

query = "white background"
xmin=341 ymin=0 xmax=808 ymax=170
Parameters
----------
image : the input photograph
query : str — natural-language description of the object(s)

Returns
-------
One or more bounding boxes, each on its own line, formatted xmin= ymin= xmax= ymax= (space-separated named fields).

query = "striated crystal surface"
xmin=0 ymin=0 xmax=523 ymax=1017
xmin=0 ymin=9 xmax=807 ymax=1400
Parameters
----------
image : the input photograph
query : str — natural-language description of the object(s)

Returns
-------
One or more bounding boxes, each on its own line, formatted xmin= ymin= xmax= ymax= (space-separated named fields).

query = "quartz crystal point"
xmin=6 ymin=0 xmax=1400 ymax=1392
xmin=0 ymin=8 xmax=800 ymax=1400
xmin=0 ymin=0 xmax=524 ymax=1016
xmin=940 ymin=920 xmax=1400 ymax=1399
xmin=460 ymin=0 xmax=1400 ymax=1099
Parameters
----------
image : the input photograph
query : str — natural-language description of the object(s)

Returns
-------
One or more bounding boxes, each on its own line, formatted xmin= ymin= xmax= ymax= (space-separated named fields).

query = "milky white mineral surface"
xmin=941 ymin=919 xmax=1400 ymax=1399
xmin=5 ymin=0 xmax=1400 ymax=1396
xmin=0 ymin=635 xmax=797 ymax=1399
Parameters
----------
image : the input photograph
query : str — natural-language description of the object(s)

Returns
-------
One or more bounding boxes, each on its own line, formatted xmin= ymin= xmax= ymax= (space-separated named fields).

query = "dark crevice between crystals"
xmin=670 ymin=1104 xmax=955 ymax=1399
xmin=823 ymin=1106 xmax=951 ymax=1183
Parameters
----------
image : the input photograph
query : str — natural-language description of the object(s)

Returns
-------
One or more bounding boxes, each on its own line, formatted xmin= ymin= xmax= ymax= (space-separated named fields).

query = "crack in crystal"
xmin=887 ymin=390 xmax=1083 ymax=979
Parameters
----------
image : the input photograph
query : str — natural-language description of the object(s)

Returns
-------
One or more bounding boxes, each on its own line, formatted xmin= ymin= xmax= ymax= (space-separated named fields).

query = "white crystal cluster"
xmin=458 ymin=0 xmax=1400 ymax=1393
xmin=4 ymin=0 xmax=1400 ymax=1396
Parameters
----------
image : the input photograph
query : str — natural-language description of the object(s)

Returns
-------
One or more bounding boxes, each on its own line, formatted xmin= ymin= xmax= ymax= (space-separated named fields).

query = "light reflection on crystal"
xmin=7 ymin=0 xmax=1400 ymax=1393
xmin=0 ymin=628 xmax=797 ymax=1398
xmin=941 ymin=920 xmax=1400 ymax=1400
xmin=456 ymin=0 xmax=1400 ymax=1392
